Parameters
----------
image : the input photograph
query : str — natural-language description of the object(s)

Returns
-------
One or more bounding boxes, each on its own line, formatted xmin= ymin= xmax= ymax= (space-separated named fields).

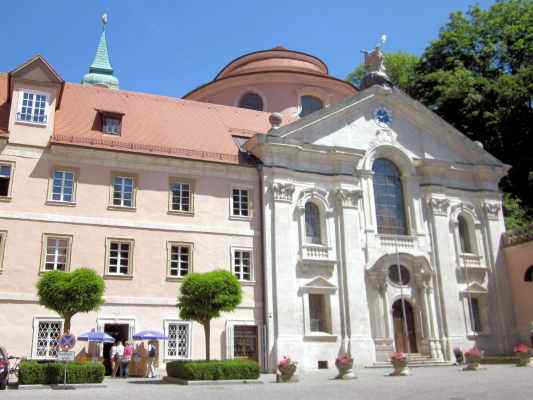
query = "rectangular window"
xmin=469 ymin=297 xmax=482 ymax=333
xmin=309 ymin=294 xmax=331 ymax=334
xmin=50 ymin=170 xmax=75 ymax=203
xmin=232 ymin=188 xmax=250 ymax=217
xmin=233 ymin=248 xmax=252 ymax=281
xmin=112 ymin=175 xmax=135 ymax=208
xmin=106 ymin=239 xmax=133 ymax=276
xmin=33 ymin=319 xmax=62 ymax=359
xmin=42 ymin=235 xmax=71 ymax=272
xmin=17 ymin=91 xmax=48 ymax=124
xmin=0 ymin=163 xmax=13 ymax=198
xmin=167 ymin=243 xmax=192 ymax=278
xmin=170 ymin=181 xmax=192 ymax=213
xmin=165 ymin=321 xmax=190 ymax=360
xmin=233 ymin=325 xmax=258 ymax=361
xmin=103 ymin=117 xmax=121 ymax=135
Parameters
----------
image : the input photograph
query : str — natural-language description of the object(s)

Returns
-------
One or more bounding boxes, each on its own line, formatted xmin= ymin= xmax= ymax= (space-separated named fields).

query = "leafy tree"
xmin=178 ymin=270 xmax=242 ymax=361
xmin=410 ymin=0 xmax=533 ymax=214
xmin=36 ymin=268 xmax=105 ymax=333
xmin=503 ymin=193 xmax=532 ymax=230
xmin=347 ymin=51 xmax=419 ymax=91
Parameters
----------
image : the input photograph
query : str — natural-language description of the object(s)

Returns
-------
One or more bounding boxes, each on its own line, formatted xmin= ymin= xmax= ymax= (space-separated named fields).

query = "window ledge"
xmin=104 ymin=274 xmax=133 ymax=280
xmin=229 ymin=215 xmax=253 ymax=222
xmin=303 ymin=333 xmax=338 ymax=342
xmin=0 ymin=196 xmax=12 ymax=203
xmin=166 ymin=276 xmax=187 ymax=282
xmin=167 ymin=210 xmax=194 ymax=217
xmin=15 ymin=120 xmax=48 ymax=128
xmin=107 ymin=206 xmax=137 ymax=212
xmin=238 ymin=280 xmax=256 ymax=286
xmin=39 ymin=269 xmax=69 ymax=275
xmin=46 ymin=200 xmax=76 ymax=207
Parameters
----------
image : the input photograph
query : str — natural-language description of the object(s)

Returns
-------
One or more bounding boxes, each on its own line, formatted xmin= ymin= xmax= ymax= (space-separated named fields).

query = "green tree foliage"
xmin=178 ymin=271 xmax=242 ymax=360
xmin=347 ymin=51 xmax=419 ymax=91
xmin=410 ymin=0 xmax=533 ymax=214
xmin=36 ymin=268 xmax=105 ymax=333
xmin=503 ymin=193 xmax=532 ymax=230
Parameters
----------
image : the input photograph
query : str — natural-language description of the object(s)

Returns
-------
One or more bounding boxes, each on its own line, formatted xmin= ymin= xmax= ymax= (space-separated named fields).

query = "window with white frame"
xmin=17 ymin=91 xmax=48 ymax=124
xmin=33 ymin=319 xmax=62 ymax=359
xmin=233 ymin=248 xmax=252 ymax=281
xmin=0 ymin=163 xmax=14 ymax=198
xmin=232 ymin=188 xmax=250 ymax=217
xmin=42 ymin=235 xmax=71 ymax=272
xmin=165 ymin=321 xmax=190 ymax=360
xmin=308 ymin=293 xmax=332 ymax=334
xmin=106 ymin=239 xmax=133 ymax=276
xmin=170 ymin=181 xmax=192 ymax=213
xmin=167 ymin=243 xmax=192 ymax=278
xmin=112 ymin=175 xmax=135 ymax=208
xmin=50 ymin=170 xmax=75 ymax=203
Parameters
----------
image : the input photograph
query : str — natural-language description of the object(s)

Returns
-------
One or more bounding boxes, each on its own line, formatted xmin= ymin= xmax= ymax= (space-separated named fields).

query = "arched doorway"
xmin=392 ymin=299 xmax=418 ymax=353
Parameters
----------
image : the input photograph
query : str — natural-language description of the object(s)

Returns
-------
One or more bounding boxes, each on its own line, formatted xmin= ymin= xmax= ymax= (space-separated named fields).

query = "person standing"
xmin=110 ymin=341 xmax=118 ymax=378
xmin=121 ymin=341 xmax=134 ymax=377
xmin=116 ymin=341 xmax=125 ymax=377
xmin=147 ymin=341 xmax=157 ymax=378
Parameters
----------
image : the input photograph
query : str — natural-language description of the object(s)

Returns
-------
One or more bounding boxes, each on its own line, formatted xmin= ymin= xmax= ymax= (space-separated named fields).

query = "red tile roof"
xmin=0 ymin=73 xmax=278 ymax=165
xmin=52 ymin=83 xmax=274 ymax=164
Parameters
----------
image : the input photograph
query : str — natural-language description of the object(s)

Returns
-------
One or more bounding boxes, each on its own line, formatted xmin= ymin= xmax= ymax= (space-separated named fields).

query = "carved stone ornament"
xmin=272 ymin=182 xmax=295 ymax=202
xmin=336 ymin=188 xmax=363 ymax=208
xmin=428 ymin=197 xmax=450 ymax=216
xmin=483 ymin=202 xmax=500 ymax=220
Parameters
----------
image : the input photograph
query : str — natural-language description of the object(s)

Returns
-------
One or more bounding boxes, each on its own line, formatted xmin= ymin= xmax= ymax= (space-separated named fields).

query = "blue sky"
xmin=0 ymin=0 xmax=495 ymax=97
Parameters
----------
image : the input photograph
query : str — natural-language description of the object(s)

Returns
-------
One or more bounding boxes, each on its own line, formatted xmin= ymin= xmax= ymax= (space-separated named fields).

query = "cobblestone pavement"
xmin=4 ymin=365 xmax=533 ymax=400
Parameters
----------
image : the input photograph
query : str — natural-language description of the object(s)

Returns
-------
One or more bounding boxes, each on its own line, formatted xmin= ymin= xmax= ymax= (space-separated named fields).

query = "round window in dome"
xmin=388 ymin=264 xmax=410 ymax=285
xmin=238 ymin=92 xmax=264 ymax=111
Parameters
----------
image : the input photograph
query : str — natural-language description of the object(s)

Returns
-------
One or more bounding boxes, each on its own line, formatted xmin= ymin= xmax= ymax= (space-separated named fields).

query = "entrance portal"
xmin=103 ymin=323 xmax=130 ymax=375
xmin=392 ymin=299 xmax=418 ymax=353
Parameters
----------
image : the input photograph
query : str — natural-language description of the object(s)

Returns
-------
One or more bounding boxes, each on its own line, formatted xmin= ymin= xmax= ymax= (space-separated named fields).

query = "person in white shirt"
xmin=116 ymin=341 xmax=125 ymax=377
xmin=147 ymin=341 xmax=157 ymax=378
xmin=110 ymin=342 xmax=118 ymax=378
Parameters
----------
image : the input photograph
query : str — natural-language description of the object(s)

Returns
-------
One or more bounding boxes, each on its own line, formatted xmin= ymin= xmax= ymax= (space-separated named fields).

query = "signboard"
xmin=58 ymin=334 xmax=76 ymax=351
xmin=57 ymin=351 xmax=75 ymax=362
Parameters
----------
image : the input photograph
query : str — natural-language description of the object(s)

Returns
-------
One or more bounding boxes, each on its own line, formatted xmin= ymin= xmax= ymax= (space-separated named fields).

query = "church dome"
xmin=214 ymin=47 xmax=329 ymax=80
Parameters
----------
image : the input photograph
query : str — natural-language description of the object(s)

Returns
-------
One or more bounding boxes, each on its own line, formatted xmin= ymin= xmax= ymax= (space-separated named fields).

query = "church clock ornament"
xmin=374 ymin=106 xmax=392 ymax=127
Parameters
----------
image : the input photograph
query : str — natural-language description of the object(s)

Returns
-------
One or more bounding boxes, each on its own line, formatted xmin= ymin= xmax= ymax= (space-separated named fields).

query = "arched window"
xmin=372 ymin=158 xmax=407 ymax=235
xmin=299 ymin=95 xmax=323 ymax=117
xmin=458 ymin=215 xmax=473 ymax=253
xmin=525 ymin=266 xmax=533 ymax=282
xmin=238 ymin=92 xmax=264 ymax=111
xmin=305 ymin=202 xmax=322 ymax=244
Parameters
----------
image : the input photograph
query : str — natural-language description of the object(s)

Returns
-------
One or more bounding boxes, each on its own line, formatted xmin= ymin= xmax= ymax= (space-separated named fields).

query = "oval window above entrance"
xmin=388 ymin=264 xmax=410 ymax=285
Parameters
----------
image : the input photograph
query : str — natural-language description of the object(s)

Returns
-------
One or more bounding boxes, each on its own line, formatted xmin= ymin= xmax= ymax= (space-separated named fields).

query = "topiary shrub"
xmin=166 ymin=359 xmax=260 ymax=381
xmin=18 ymin=361 xmax=105 ymax=385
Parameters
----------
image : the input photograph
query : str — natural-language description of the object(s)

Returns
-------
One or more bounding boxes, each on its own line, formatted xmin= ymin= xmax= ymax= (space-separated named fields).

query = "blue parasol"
xmin=77 ymin=331 xmax=116 ymax=343
xmin=132 ymin=330 xmax=168 ymax=341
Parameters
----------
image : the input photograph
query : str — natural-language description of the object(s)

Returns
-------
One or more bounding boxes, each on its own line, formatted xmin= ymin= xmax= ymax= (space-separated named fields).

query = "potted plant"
xmin=463 ymin=346 xmax=482 ymax=371
xmin=389 ymin=352 xmax=409 ymax=376
xmin=514 ymin=344 xmax=531 ymax=367
xmin=334 ymin=354 xmax=354 ymax=379
xmin=277 ymin=356 xmax=297 ymax=382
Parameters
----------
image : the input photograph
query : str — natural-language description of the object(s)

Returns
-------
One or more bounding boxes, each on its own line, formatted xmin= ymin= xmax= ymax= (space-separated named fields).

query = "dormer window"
xmin=17 ymin=91 xmax=48 ymax=124
xmin=103 ymin=116 xmax=121 ymax=135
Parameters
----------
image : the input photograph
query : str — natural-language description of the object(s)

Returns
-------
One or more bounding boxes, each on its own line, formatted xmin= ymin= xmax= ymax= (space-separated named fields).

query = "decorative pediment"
xmin=301 ymin=276 xmax=337 ymax=293
xmin=462 ymin=282 xmax=488 ymax=295
xmin=9 ymin=55 xmax=63 ymax=84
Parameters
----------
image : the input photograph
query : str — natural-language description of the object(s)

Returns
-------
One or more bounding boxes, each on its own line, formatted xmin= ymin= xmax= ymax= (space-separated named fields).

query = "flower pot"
xmin=516 ymin=352 xmax=531 ymax=367
xmin=335 ymin=359 xmax=355 ymax=380
xmin=463 ymin=355 xmax=481 ymax=371
xmin=277 ymin=363 xmax=297 ymax=382
xmin=389 ymin=358 xmax=409 ymax=376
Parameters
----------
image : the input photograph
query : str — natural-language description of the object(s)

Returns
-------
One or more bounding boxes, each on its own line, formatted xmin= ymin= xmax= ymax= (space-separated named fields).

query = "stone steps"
xmin=368 ymin=354 xmax=454 ymax=368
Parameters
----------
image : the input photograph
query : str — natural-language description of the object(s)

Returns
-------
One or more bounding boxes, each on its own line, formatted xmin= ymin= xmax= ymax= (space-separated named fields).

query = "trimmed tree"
xmin=178 ymin=270 xmax=242 ymax=361
xmin=36 ymin=268 xmax=105 ymax=334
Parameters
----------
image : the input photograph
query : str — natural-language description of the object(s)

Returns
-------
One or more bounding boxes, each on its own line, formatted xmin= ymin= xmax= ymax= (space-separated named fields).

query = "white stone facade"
xmin=248 ymin=85 xmax=514 ymax=370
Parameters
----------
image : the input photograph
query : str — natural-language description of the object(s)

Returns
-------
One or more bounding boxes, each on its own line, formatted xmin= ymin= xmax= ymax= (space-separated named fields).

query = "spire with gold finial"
xmin=82 ymin=13 xmax=119 ymax=89
xmin=359 ymin=34 xmax=391 ymax=90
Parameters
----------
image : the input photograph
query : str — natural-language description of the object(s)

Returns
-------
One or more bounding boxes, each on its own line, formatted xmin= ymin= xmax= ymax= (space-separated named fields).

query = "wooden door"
xmin=392 ymin=299 xmax=418 ymax=353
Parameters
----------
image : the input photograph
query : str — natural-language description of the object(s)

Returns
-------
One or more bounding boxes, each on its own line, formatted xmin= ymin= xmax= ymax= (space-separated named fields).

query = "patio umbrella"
xmin=77 ymin=331 xmax=116 ymax=343
xmin=132 ymin=330 xmax=168 ymax=340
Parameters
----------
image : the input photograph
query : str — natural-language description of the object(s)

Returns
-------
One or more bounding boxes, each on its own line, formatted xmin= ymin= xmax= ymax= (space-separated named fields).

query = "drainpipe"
xmin=256 ymin=161 xmax=268 ymax=372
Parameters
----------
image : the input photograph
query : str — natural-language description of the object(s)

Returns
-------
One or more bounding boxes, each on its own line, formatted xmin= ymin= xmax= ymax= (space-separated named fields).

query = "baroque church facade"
xmin=0 ymin=19 xmax=515 ymax=371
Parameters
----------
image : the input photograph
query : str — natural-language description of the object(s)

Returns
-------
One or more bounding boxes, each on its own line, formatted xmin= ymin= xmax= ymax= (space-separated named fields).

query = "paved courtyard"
xmin=3 ymin=365 xmax=532 ymax=400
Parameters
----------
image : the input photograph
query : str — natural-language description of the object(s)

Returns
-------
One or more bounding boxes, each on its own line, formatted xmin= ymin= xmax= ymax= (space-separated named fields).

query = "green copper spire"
xmin=82 ymin=13 xmax=119 ymax=89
